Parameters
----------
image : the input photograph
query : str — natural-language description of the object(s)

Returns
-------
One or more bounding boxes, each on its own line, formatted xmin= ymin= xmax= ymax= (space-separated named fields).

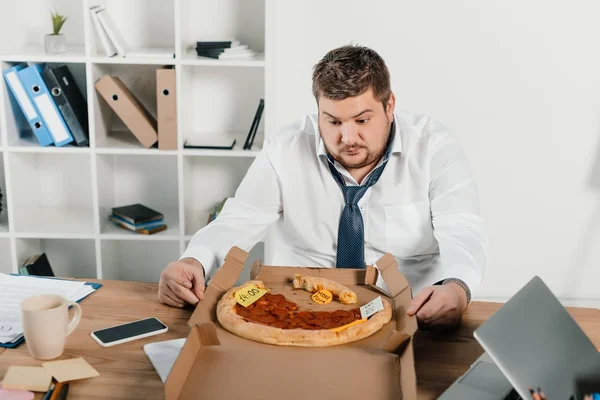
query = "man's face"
xmin=318 ymin=88 xmax=395 ymax=172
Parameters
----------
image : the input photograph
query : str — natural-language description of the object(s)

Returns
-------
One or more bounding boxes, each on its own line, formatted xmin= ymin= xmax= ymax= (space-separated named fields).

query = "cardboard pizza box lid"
xmin=166 ymin=246 xmax=418 ymax=400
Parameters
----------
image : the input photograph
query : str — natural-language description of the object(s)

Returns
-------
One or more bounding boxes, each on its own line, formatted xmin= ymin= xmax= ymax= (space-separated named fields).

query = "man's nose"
xmin=341 ymin=124 xmax=359 ymax=146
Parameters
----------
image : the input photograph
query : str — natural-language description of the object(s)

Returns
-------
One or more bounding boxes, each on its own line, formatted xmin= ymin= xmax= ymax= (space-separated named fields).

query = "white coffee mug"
xmin=21 ymin=294 xmax=82 ymax=360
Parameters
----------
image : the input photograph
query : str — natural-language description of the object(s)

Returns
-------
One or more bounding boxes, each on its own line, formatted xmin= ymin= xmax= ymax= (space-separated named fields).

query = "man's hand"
xmin=406 ymin=283 xmax=468 ymax=331
xmin=158 ymin=258 xmax=206 ymax=308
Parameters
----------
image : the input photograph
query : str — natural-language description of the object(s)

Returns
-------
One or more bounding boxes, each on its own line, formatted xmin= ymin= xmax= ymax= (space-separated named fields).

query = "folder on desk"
xmin=95 ymin=75 xmax=158 ymax=148
xmin=0 ymin=274 xmax=102 ymax=349
xmin=156 ymin=66 xmax=177 ymax=150
xmin=2 ymin=63 xmax=53 ymax=146
xmin=41 ymin=65 xmax=89 ymax=147
xmin=17 ymin=64 xmax=74 ymax=147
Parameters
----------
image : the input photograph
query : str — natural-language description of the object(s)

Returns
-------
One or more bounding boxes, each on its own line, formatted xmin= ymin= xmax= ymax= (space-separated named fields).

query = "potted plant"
xmin=45 ymin=10 xmax=67 ymax=54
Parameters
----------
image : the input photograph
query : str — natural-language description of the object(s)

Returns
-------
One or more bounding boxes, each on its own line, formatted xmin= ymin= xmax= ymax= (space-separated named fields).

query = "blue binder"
xmin=17 ymin=63 xmax=74 ymax=147
xmin=2 ymin=63 xmax=53 ymax=146
xmin=0 ymin=277 xmax=102 ymax=349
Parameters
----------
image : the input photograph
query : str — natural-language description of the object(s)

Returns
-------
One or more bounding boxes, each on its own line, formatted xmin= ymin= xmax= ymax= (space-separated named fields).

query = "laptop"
xmin=439 ymin=276 xmax=600 ymax=400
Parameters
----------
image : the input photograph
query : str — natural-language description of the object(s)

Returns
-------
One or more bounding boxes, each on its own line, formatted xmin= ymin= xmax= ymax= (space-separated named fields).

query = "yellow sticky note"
xmin=329 ymin=318 xmax=367 ymax=333
xmin=311 ymin=289 xmax=333 ymax=305
xmin=235 ymin=284 xmax=267 ymax=307
xmin=42 ymin=357 xmax=100 ymax=382
xmin=2 ymin=366 xmax=52 ymax=392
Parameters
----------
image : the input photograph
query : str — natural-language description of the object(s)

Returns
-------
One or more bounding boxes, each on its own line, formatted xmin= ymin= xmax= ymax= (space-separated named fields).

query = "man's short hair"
xmin=312 ymin=44 xmax=392 ymax=109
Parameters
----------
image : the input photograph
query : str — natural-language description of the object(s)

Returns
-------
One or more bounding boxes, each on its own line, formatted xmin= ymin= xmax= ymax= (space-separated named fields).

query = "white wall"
xmin=266 ymin=0 xmax=600 ymax=303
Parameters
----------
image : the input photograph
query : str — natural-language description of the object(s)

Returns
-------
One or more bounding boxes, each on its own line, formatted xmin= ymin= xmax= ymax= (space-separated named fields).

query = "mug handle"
xmin=66 ymin=301 xmax=82 ymax=336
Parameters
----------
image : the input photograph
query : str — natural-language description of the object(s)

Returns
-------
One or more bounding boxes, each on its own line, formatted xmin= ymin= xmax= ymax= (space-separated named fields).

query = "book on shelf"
xmin=94 ymin=75 xmax=158 ymax=148
xmin=183 ymin=138 xmax=236 ymax=150
xmin=244 ymin=99 xmax=264 ymax=150
xmin=111 ymin=203 xmax=163 ymax=224
xmin=89 ymin=5 xmax=174 ymax=59
xmin=41 ymin=64 xmax=90 ymax=147
xmin=19 ymin=253 xmax=54 ymax=277
xmin=195 ymin=39 xmax=258 ymax=60
xmin=110 ymin=203 xmax=166 ymax=235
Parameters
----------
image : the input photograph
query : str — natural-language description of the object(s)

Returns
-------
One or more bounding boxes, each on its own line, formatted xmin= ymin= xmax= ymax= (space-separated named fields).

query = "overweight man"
xmin=158 ymin=44 xmax=487 ymax=331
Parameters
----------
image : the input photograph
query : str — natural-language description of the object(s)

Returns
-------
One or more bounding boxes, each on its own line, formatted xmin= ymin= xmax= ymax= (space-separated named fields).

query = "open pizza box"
xmin=165 ymin=246 xmax=419 ymax=400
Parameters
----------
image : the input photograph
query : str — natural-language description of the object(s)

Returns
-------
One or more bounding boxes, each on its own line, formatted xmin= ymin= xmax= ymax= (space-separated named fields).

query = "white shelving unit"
xmin=0 ymin=0 xmax=269 ymax=282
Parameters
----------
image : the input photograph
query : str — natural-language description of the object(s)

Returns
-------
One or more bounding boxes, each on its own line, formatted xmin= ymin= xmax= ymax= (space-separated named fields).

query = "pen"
xmin=49 ymin=381 xmax=66 ymax=400
xmin=43 ymin=382 xmax=56 ymax=400
xmin=56 ymin=383 xmax=69 ymax=400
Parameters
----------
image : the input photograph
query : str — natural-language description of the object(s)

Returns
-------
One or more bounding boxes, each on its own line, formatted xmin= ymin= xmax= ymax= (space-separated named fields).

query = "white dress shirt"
xmin=181 ymin=110 xmax=487 ymax=295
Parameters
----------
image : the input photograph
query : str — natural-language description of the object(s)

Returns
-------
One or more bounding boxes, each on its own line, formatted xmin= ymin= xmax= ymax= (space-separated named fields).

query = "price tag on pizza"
xmin=235 ymin=284 xmax=267 ymax=307
xmin=311 ymin=289 xmax=333 ymax=305
xmin=360 ymin=296 xmax=384 ymax=319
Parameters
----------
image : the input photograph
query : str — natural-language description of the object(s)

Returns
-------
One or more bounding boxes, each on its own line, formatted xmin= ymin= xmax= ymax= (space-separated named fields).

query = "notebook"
xmin=0 ymin=274 xmax=101 ymax=348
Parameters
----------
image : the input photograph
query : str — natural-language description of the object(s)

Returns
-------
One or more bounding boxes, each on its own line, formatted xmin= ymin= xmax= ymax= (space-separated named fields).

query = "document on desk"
xmin=0 ymin=273 xmax=95 ymax=345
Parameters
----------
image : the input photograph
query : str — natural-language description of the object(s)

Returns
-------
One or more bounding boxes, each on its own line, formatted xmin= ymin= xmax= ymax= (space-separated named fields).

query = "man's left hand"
xmin=406 ymin=283 xmax=468 ymax=331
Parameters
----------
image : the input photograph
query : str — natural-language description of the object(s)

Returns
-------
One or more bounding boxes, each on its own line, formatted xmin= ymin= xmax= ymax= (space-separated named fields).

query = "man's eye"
xmin=356 ymin=119 xmax=369 ymax=124
xmin=329 ymin=120 xmax=341 ymax=126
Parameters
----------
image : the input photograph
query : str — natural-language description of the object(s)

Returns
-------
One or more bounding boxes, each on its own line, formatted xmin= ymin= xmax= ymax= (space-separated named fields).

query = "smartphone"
xmin=90 ymin=317 xmax=168 ymax=347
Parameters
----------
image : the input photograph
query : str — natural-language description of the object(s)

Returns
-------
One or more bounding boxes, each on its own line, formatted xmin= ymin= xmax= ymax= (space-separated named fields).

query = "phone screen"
xmin=93 ymin=318 xmax=167 ymax=344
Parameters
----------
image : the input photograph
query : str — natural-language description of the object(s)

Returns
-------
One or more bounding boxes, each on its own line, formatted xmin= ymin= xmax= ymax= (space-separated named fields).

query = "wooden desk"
xmin=0 ymin=280 xmax=598 ymax=399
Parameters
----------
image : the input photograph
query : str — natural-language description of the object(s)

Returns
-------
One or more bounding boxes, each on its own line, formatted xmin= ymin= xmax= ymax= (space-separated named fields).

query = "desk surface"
xmin=0 ymin=280 xmax=598 ymax=399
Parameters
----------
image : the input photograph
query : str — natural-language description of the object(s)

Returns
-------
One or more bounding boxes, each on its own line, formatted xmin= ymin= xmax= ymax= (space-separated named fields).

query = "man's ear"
xmin=386 ymin=92 xmax=396 ymax=119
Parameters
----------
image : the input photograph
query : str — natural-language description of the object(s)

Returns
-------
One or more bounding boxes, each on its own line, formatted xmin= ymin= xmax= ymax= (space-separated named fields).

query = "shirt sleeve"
xmin=426 ymin=119 xmax=488 ymax=293
xmin=179 ymin=137 xmax=283 ymax=279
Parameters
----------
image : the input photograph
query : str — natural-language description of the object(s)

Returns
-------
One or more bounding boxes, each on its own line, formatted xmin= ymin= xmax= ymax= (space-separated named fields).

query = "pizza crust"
xmin=292 ymin=274 xmax=358 ymax=304
xmin=216 ymin=280 xmax=392 ymax=347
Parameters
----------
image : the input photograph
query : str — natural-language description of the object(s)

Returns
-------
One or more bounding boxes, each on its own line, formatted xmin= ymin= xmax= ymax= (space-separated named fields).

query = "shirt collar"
xmin=317 ymin=113 xmax=403 ymax=160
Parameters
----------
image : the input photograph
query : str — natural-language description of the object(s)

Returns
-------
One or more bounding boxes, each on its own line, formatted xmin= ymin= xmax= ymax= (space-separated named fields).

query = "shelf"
xmin=0 ymin=47 xmax=87 ymax=64
xmin=0 ymin=212 xmax=8 ymax=234
xmin=180 ymin=66 xmax=265 ymax=145
xmin=8 ymin=151 xmax=94 ymax=234
xmin=0 ymin=239 xmax=12 ymax=274
xmin=100 ymin=206 xmax=180 ymax=238
xmin=100 ymin=239 xmax=179 ymax=282
xmin=183 ymin=156 xmax=254 ymax=236
xmin=182 ymin=138 xmax=262 ymax=158
xmin=15 ymin=238 xmax=97 ymax=279
xmin=180 ymin=54 xmax=265 ymax=68
xmin=13 ymin=206 xmax=95 ymax=236
xmin=7 ymin=136 xmax=90 ymax=153
xmin=94 ymin=131 xmax=176 ymax=155
xmin=92 ymin=56 xmax=175 ymax=66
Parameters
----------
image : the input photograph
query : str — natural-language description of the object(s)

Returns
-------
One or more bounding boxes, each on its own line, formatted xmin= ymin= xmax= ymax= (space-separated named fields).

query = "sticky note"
xmin=42 ymin=357 xmax=100 ymax=382
xmin=311 ymin=289 xmax=333 ymax=305
xmin=360 ymin=296 xmax=384 ymax=319
xmin=1 ymin=366 xmax=52 ymax=392
xmin=235 ymin=284 xmax=267 ymax=307
xmin=0 ymin=383 xmax=34 ymax=400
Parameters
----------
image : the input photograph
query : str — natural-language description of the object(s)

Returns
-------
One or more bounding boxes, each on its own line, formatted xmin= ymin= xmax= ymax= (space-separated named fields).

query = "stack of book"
xmin=195 ymin=40 xmax=258 ymax=60
xmin=110 ymin=203 xmax=167 ymax=235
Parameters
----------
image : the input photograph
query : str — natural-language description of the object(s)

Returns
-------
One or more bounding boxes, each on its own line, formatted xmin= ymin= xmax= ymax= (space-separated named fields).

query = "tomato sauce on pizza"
xmin=235 ymin=293 xmax=362 ymax=330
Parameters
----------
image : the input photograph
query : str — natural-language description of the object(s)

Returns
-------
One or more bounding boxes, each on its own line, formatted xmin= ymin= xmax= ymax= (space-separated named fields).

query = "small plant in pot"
xmin=45 ymin=10 xmax=67 ymax=54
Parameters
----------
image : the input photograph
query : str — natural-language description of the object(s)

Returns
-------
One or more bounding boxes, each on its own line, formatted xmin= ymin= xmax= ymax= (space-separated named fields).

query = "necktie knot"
xmin=343 ymin=186 xmax=367 ymax=205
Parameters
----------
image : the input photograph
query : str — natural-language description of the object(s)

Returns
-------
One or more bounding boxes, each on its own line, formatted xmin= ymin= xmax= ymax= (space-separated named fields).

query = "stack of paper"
xmin=0 ymin=274 xmax=98 ymax=347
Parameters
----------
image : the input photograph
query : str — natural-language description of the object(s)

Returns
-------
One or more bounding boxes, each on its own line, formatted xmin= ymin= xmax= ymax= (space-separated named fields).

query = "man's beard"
xmin=321 ymin=123 xmax=391 ymax=170
xmin=334 ymin=145 xmax=385 ymax=170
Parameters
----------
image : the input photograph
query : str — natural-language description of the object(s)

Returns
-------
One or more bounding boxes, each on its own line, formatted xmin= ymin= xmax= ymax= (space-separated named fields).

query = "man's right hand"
xmin=158 ymin=258 xmax=206 ymax=308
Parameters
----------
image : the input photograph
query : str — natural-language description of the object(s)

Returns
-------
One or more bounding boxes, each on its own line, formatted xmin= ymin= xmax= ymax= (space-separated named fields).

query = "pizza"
xmin=216 ymin=275 xmax=392 ymax=347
